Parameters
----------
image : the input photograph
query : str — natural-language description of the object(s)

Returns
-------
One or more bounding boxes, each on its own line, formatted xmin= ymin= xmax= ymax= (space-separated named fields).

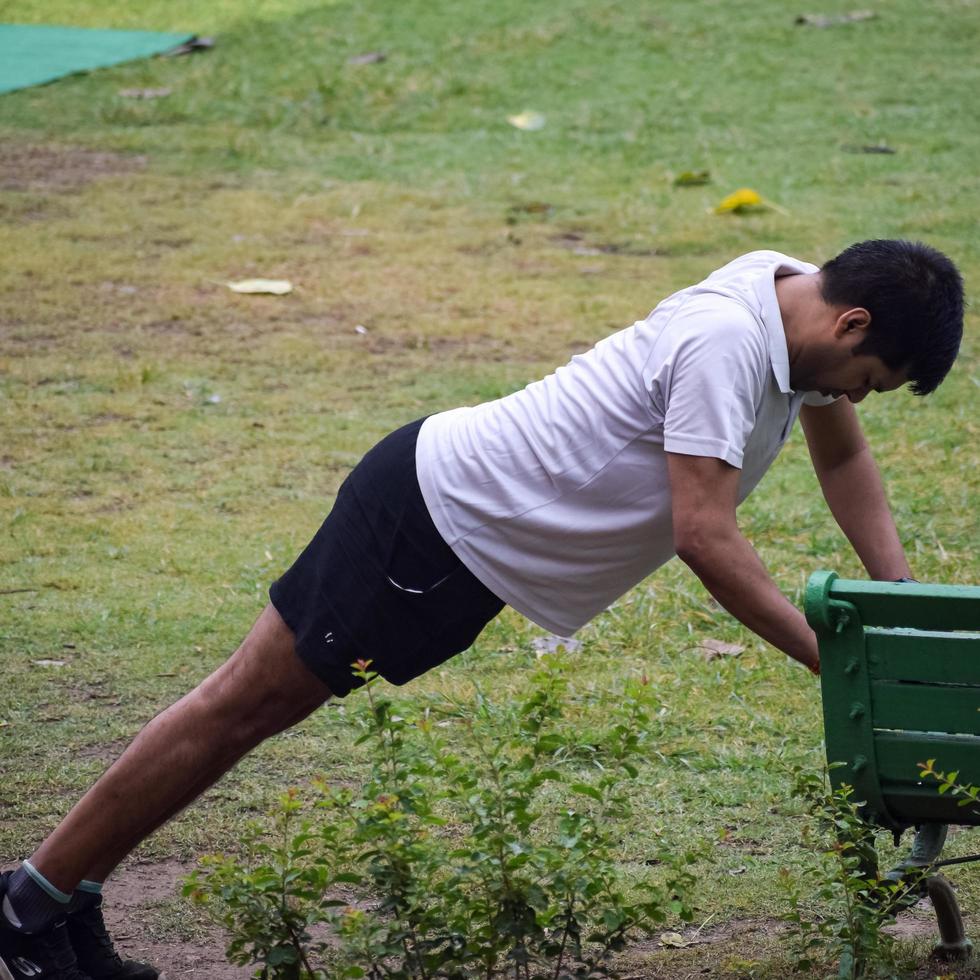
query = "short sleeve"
xmin=648 ymin=300 xmax=768 ymax=469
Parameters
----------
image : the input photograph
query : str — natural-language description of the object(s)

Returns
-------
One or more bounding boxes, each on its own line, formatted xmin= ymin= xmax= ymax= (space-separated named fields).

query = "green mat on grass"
xmin=0 ymin=24 xmax=194 ymax=95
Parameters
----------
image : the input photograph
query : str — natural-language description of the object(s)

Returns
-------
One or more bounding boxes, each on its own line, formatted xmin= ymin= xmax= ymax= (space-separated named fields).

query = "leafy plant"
xmin=779 ymin=768 xmax=922 ymax=980
xmin=186 ymin=656 xmax=698 ymax=978
xmin=917 ymin=759 xmax=980 ymax=814
xmin=185 ymin=787 xmax=343 ymax=979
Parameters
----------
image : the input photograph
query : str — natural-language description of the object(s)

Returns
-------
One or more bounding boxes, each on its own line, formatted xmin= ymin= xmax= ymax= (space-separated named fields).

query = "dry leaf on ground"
xmin=531 ymin=634 xmax=582 ymax=657
xmin=699 ymin=639 xmax=745 ymax=661
xmin=118 ymin=88 xmax=173 ymax=99
xmin=795 ymin=10 xmax=876 ymax=28
xmin=507 ymin=111 xmax=546 ymax=131
xmin=348 ymin=51 xmax=386 ymax=65
xmin=841 ymin=143 xmax=896 ymax=154
xmin=224 ymin=279 xmax=293 ymax=295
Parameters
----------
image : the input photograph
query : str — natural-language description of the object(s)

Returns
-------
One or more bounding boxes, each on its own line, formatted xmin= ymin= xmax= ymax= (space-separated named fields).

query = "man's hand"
xmin=667 ymin=451 xmax=821 ymax=673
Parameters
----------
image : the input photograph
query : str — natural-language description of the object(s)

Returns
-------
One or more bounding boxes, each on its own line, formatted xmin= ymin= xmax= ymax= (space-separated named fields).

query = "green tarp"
xmin=0 ymin=24 xmax=194 ymax=95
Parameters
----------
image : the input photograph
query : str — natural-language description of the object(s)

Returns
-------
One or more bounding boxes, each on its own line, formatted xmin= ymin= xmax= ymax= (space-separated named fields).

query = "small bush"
xmin=186 ymin=656 xmax=698 ymax=979
xmin=779 ymin=769 xmax=922 ymax=980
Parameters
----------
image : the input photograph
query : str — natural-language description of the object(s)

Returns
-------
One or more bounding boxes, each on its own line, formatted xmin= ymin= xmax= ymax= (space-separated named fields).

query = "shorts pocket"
xmin=383 ymin=502 xmax=461 ymax=596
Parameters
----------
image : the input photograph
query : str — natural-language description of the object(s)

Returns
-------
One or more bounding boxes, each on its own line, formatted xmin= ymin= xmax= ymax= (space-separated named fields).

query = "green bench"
xmin=805 ymin=571 xmax=980 ymax=960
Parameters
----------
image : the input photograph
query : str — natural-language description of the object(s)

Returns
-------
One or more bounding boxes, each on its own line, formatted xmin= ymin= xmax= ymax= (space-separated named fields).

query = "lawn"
xmin=0 ymin=0 xmax=977 ymax=976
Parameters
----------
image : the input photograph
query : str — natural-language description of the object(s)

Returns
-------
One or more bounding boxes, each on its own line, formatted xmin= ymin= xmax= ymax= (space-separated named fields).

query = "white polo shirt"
xmin=415 ymin=250 xmax=833 ymax=636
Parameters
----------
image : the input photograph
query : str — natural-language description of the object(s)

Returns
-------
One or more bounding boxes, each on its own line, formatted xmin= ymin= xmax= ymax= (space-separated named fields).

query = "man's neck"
xmin=774 ymin=271 xmax=822 ymax=370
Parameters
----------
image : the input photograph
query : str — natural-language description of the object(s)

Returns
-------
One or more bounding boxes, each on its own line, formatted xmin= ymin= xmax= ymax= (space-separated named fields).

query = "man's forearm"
xmin=816 ymin=447 xmax=911 ymax=580
xmin=678 ymin=529 xmax=820 ymax=672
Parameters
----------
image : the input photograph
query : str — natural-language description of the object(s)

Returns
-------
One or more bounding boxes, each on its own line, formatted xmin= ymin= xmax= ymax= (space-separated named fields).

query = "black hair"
xmin=819 ymin=239 xmax=964 ymax=395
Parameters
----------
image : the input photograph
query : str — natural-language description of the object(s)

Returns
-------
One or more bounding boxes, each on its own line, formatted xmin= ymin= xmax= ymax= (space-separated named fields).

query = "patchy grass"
xmin=1 ymin=0 xmax=978 ymax=976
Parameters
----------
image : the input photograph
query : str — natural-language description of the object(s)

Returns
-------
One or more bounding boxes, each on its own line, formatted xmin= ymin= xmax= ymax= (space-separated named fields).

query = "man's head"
xmin=818 ymin=239 xmax=964 ymax=396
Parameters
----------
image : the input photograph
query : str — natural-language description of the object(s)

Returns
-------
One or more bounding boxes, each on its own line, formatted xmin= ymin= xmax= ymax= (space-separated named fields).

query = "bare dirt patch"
xmin=549 ymin=231 xmax=663 ymax=258
xmin=0 ymin=142 xmax=147 ymax=193
xmin=3 ymin=856 xmax=975 ymax=978
xmin=101 ymin=857 xmax=251 ymax=980
xmin=616 ymin=916 xmax=791 ymax=977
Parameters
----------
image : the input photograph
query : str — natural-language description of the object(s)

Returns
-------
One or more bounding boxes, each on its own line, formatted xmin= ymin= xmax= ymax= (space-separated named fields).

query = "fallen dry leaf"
xmin=841 ymin=143 xmax=896 ymax=154
xmin=348 ymin=51 xmax=387 ymax=65
xmin=795 ymin=10 xmax=876 ymax=27
xmin=659 ymin=931 xmax=693 ymax=948
xmin=225 ymin=279 xmax=293 ymax=295
xmin=507 ymin=110 xmax=546 ymax=131
xmin=699 ymin=639 xmax=745 ymax=661
xmin=118 ymin=87 xmax=173 ymax=99
xmin=531 ymin=634 xmax=582 ymax=657
xmin=794 ymin=10 xmax=878 ymax=27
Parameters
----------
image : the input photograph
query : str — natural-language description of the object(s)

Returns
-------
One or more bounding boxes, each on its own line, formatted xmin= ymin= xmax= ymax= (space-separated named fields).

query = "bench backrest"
xmin=805 ymin=571 xmax=980 ymax=834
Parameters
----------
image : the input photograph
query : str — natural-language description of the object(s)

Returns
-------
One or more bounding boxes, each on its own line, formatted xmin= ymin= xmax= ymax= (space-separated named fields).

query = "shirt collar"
xmin=754 ymin=257 xmax=819 ymax=395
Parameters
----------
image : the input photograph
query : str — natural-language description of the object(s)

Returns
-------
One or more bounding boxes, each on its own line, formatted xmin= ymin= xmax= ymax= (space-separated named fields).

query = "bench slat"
xmin=873 ymin=732 xmax=980 ymax=825
xmin=827 ymin=580 xmax=980 ymax=631
xmin=875 ymin=789 xmax=980 ymax=827
xmin=867 ymin=630 xmax=980 ymax=684
xmin=872 ymin=679 xmax=980 ymax=735
xmin=876 ymin=732 xmax=980 ymax=786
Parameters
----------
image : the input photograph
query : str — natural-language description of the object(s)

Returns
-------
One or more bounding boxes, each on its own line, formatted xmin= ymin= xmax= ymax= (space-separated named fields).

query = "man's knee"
xmin=187 ymin=608 xmax=332 ymax=744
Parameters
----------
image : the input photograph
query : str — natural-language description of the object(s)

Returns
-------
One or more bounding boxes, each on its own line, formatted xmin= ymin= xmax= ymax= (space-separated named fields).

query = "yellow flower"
xmin=714 ymin=187 xmax=766 ymax=214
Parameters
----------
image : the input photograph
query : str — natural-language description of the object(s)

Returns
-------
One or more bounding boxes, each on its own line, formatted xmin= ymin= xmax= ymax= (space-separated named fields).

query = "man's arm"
xmin=799 ymin=399 xmax=912 ymax=581
xmin=667 ymin=452 xmax=820 ymax=673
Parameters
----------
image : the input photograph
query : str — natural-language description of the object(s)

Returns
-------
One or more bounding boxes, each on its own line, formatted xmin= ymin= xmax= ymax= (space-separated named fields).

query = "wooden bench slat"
xmin=872 ymin=679 xmax=980 ymax=736
xmin=875 ymin=731 xmax=980 ymax=785
xmin=827 ymin=580 xmax=980 ymax=631
xmin=876 ymin=789 xmax=980 ymax=827
xmin=867 ymin=629 xmax=980 ymax=684
xmin=873 ymin=733 xmax=980 ymax=825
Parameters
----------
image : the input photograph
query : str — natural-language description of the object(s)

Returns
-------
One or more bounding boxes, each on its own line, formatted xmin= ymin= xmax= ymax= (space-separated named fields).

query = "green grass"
xmin=0 ymin=0 xmax=978 ymax=975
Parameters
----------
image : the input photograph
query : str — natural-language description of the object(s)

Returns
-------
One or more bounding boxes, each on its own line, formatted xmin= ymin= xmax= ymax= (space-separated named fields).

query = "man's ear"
xmin=833 ymin=307 xmax=871 ymax=339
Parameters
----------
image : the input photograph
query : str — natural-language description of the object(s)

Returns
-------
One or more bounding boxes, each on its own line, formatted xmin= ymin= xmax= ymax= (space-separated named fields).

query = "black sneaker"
xmin=65 ymin=898 xmax=157 ymax=980
xmin=0 ymin=874 xmax=90 ymax=980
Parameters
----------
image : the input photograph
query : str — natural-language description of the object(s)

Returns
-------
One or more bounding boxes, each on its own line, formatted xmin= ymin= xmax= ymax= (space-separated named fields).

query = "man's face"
xmin=791 ymin=306 xmax=909 ymax=403
xmin=801 ymin=352 xmax=908 ymax=404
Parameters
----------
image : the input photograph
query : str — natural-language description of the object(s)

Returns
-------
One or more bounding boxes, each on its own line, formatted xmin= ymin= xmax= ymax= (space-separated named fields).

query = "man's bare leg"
xmin=28 ymin=603 xmax=332 ymax=891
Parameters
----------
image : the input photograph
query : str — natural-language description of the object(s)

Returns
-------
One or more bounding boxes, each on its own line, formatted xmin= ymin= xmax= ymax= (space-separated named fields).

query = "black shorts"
xmin=269 ymin=418 xmax=505 ymax=697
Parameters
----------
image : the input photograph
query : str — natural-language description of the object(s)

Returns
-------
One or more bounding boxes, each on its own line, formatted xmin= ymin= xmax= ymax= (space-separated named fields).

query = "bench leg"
xmin=884 ymin=824 xmax=947 ymax=913
xmin=909 ymin=823 xmax=947 ymax=867
xmin=927 ymin=874 xmax=973 ymax=960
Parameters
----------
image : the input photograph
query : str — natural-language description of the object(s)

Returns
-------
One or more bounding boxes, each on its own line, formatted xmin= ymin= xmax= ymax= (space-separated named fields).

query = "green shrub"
xmin=779 ymin=769 xmax=922 ymax=980
xmin=185 ymin=656 xmax=698 ymax=978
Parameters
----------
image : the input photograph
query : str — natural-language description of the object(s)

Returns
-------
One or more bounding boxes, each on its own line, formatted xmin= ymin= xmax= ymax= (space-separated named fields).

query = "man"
xmin=0 ymin=239 xmax=964 ymax=980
